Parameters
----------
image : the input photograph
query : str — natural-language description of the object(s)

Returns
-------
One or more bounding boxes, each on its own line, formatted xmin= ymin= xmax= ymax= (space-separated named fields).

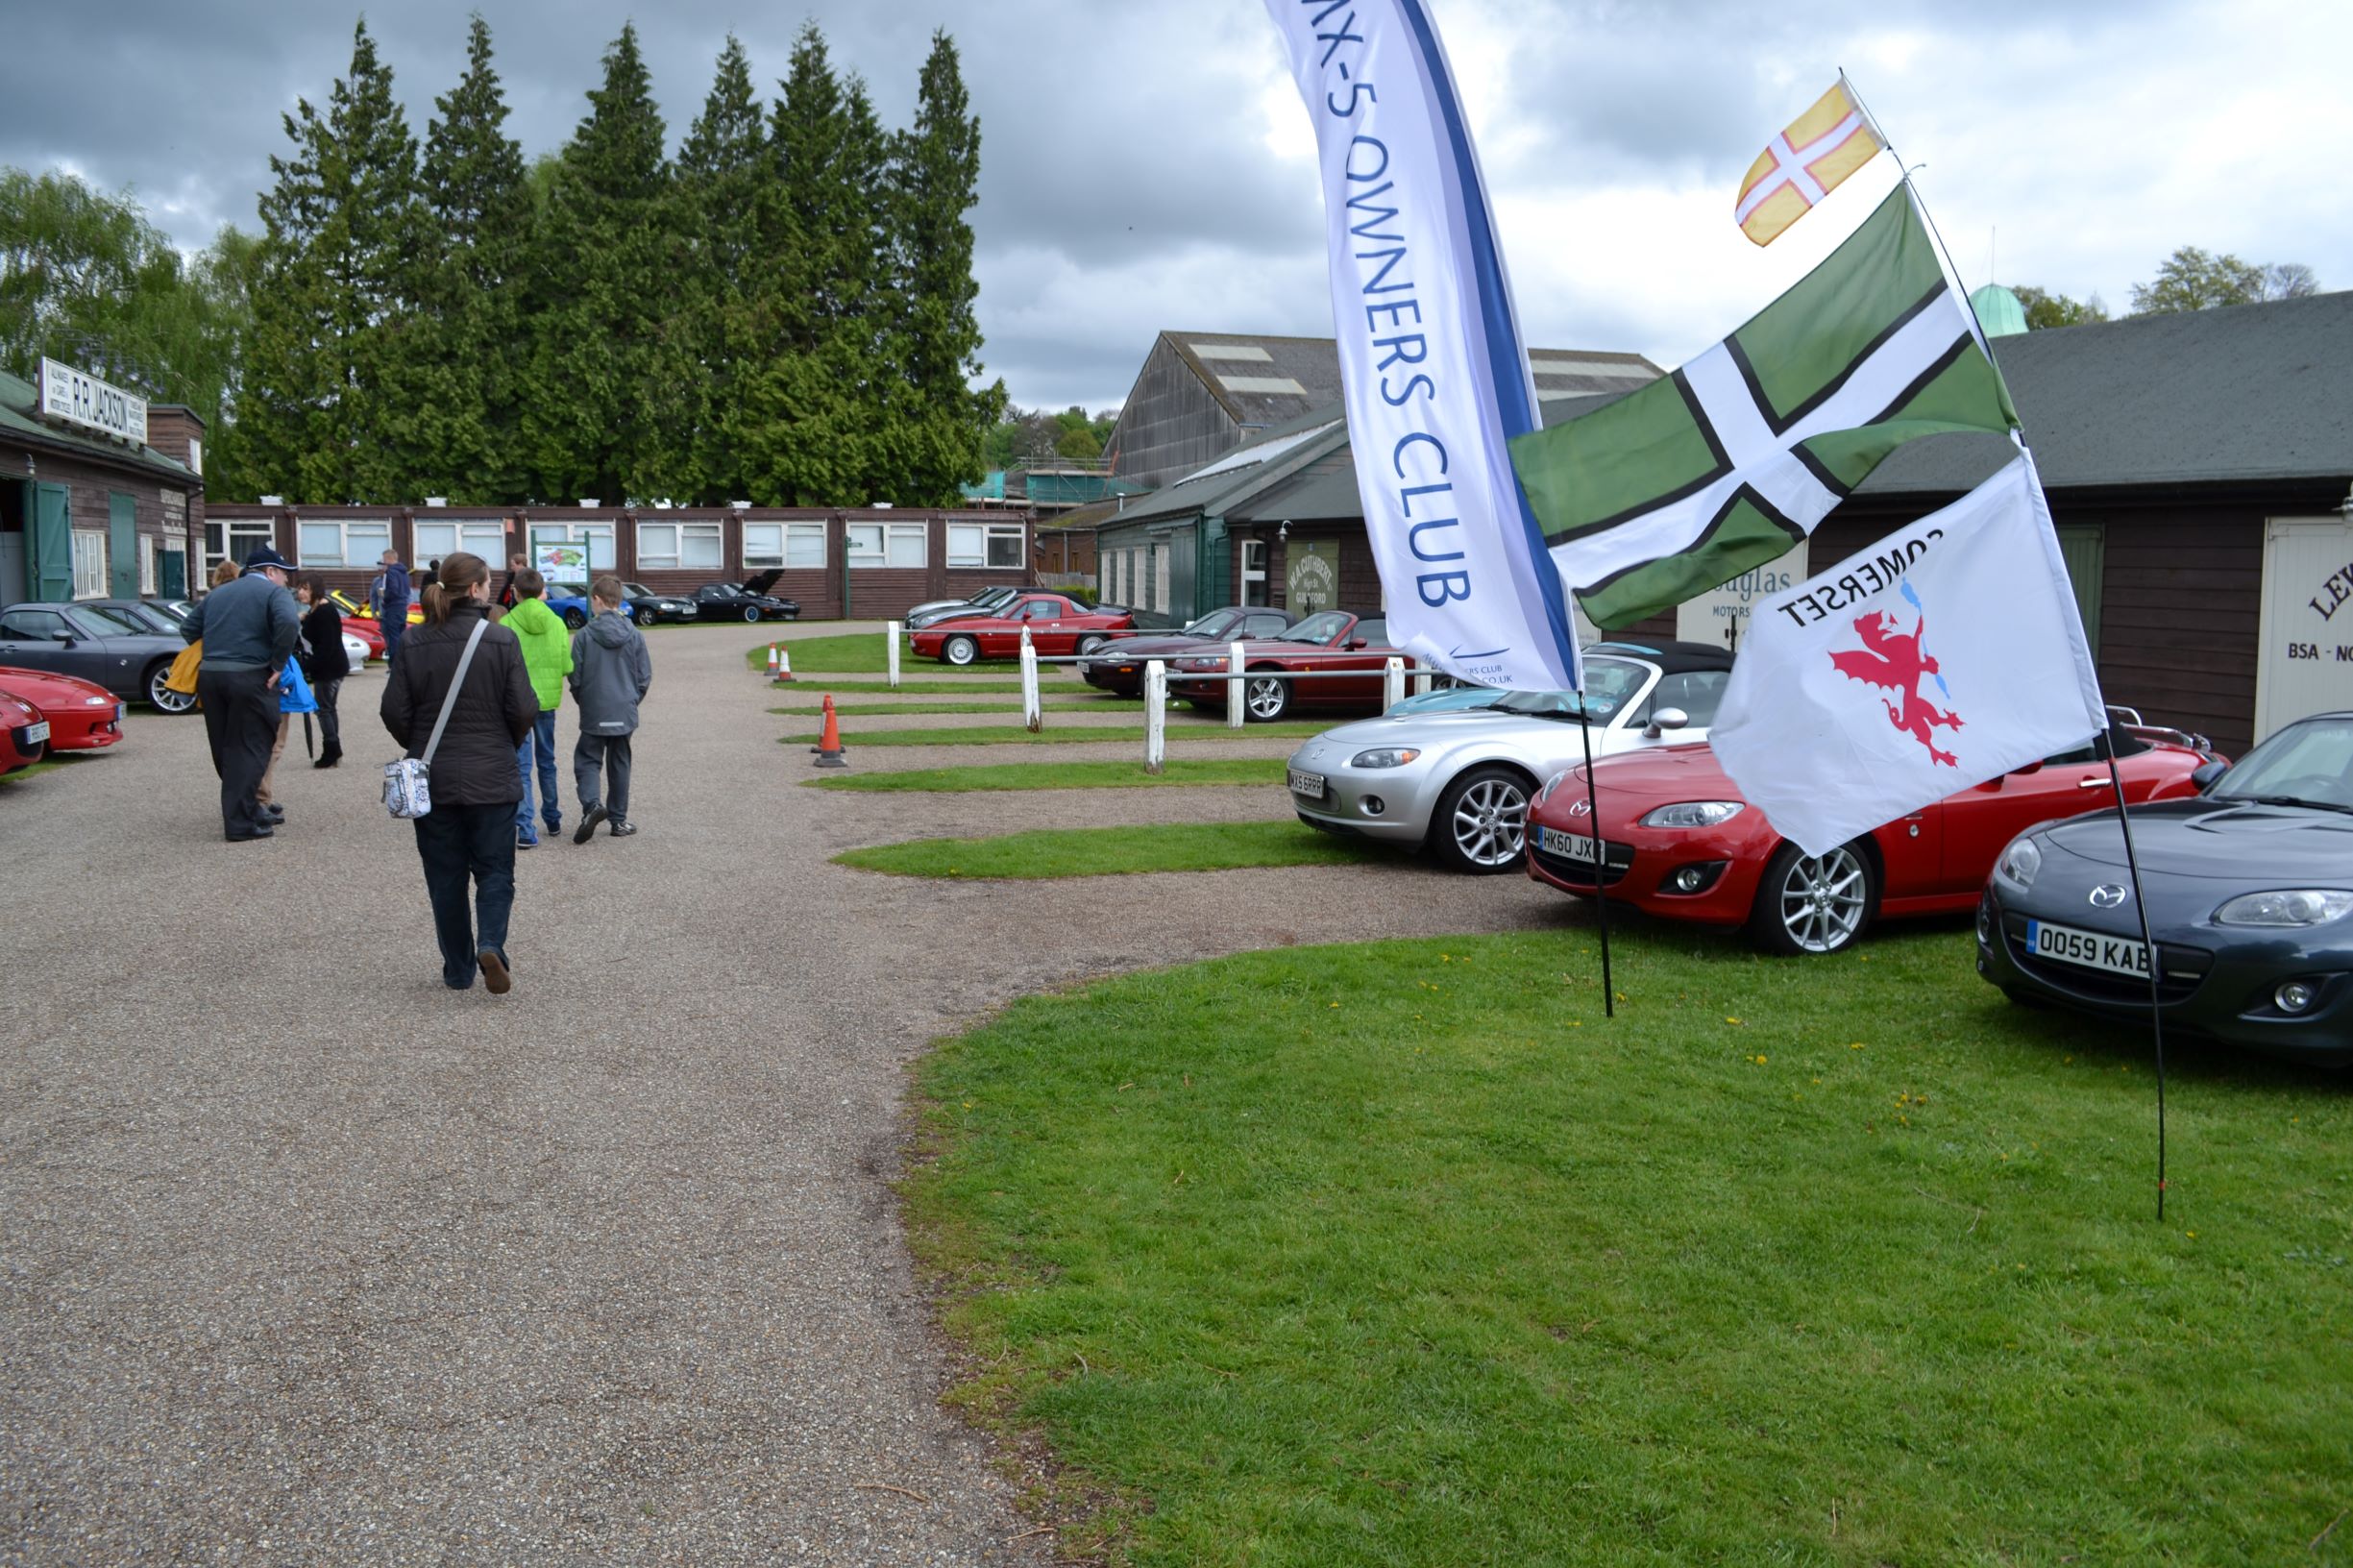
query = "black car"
xmin=620 ymin=582 xmax=698 ymax=627
xmin=1977 ymin=709 xmax=2353 ymax=1066
xmin=690 ymin=570 xmax=799 ymax=624
xmin=1080 ymin=605 xmax=1299 ymax=697
xmin=0 ymin=600 xmax=197 ymax=713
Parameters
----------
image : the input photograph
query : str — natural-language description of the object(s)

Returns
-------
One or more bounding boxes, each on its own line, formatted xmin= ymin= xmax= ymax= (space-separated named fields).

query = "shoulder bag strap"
xmin=419 ymin=618 xmax=489 ymax=768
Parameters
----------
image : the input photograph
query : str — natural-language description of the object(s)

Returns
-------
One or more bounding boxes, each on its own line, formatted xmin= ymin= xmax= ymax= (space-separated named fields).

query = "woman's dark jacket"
xmin=299 ymin=601 xmax=350 ymax=683
xmin=379 ymin=600 xmax=538 ymax=805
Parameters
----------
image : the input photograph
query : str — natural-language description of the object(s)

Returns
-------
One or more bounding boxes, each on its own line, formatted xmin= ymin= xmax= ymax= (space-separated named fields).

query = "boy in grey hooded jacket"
xmin=567 ymin=577 xmax=653 ymax=841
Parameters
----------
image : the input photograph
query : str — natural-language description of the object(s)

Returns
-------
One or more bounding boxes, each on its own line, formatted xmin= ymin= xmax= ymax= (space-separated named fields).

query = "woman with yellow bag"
xmin=163 ymin=560 xmax=243 ymax=709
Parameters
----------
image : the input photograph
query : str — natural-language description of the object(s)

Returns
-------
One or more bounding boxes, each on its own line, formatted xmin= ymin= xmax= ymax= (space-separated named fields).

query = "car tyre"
xmin=943 ymin=634 xmax=980 ymax=667
xmin=1076 ymin=633 xmax=1108 ymax=656
xmin=637 ymin=607 xmax=659 ymax=627
xmin=1431 ymin=766 xmax=1532 ymax=874
xmin=562 ymin=608 xmax=586 ymax=631
xmin=1243 ymin=672 xmax=1291 ymax=723
xmin=1748 ymin=840 xmax=1877 ymax=956
xmin=743 ymin=605 xmax=762 ymax=624
xmin=146 ymin=660 xmax=197 ymax=714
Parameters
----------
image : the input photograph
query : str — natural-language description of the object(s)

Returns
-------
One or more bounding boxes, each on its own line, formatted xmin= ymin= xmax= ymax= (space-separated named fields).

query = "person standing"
xmin=180 ymin=546 xmax=300 ymax=842
xmin=568 ymin=576 xmax=651 ymax=842
xmin=380 ymin=551 xmax=539 ymax=993
xmin=501 ymin=568 xmax=572 ymax=847
xmin=496 ymin=552 xmax=527 ymax=615
xmin=371 ymin=550 xmax=411 ymax=668
xmin=295 ymin=574 xmax=349 ymax=769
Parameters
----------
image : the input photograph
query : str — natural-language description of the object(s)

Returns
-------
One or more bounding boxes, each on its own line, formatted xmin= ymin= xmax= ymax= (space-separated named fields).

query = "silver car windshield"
xmin=1488 ymin=657 xmax=1653 ymax=722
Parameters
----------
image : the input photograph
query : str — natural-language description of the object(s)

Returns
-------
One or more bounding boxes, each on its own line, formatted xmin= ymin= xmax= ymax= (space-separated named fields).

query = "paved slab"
xmin=0 ymin=620 xmax=1569 ymax=1563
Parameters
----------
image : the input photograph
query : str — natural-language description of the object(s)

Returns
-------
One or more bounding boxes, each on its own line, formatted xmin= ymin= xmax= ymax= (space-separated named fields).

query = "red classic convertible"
xmin=1 ymin=686 xmax=47 ymax=772
xmin=1166 ymin=609 xmax=1409 ymax=723
xmin=0 ymin=667 xmax=127 ymax=754
xmin=907 ymin=592 xmax=1136 ymax=665
xmin=1524 ymin=725 xmax=2218 ymax=955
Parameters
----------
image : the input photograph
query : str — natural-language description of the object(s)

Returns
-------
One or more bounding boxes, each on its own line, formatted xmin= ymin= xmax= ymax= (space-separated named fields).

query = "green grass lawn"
xmin=743 ymin=634 xmax=1024 ymax=674
xmin=782 ymin=721 xmax=1330 ymax=748
xmin=806 ymin=759 xmax=1288 ymax=793
xmin=0 ymin=756 xmax=67 ymax=787
xmin=908 ymin=924 xmax=2353 ymax=1564
xmin=836 ymin=821 xmax=1366 ymax=878
xmin=772 ymin=697 xmax=1116 ymax=716
xmin=773 ymin=678 xmax=1077 ymax=695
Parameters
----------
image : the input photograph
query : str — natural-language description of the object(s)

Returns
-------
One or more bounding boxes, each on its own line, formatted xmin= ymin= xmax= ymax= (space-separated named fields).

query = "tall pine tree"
xmin=241 ymin=19 xmax=426 ymax=502
xmin=673 ymin=37 xmax=770 ymax=503
xmin=411 ymin=14 xmax=531 ymax=502
xmin=525 ymin=24 xmax=680 ymax=503
xmin=886 ymin=30 xmax=1005 ymax=503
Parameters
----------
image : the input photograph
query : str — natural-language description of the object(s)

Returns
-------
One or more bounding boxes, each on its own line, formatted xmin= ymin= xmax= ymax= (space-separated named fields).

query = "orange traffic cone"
xmin=772 ymin=646 xmax=795 ymax=684
xmin=765 ymin=644 xmax=780 ymax=679
xmin=813 ymin=693 xmax=846 ymax=768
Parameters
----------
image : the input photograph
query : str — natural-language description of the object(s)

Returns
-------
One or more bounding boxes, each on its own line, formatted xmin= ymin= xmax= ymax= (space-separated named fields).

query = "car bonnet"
xmin=2043 ymin=798 xmax=2353 ymax=880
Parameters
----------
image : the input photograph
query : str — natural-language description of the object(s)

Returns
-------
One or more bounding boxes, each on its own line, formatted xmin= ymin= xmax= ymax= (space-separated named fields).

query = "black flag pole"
xmin=1848 ymin=65 xmax=2171 ymax=1219
xmin=1578 ymin=704 xmax=1616 ymax=1019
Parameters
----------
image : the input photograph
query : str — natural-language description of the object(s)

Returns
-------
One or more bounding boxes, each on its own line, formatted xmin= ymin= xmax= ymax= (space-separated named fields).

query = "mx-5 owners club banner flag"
xmin=1262 ymin=0 xmax=1583 ymax=694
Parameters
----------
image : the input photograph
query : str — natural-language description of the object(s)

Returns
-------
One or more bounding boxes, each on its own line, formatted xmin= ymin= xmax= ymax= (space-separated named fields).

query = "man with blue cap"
xmin=180 ymin=544 xmax=301 ymax=842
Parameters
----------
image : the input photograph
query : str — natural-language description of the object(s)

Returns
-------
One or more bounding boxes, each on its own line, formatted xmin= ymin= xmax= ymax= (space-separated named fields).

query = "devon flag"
xmin=1262 ymin=0 xmax=1582 ymax=694
xmin=1511 ymin=185 xmax=2019 ymax=630
xmin=1709 ymin=451 xmax=2106 ymax=858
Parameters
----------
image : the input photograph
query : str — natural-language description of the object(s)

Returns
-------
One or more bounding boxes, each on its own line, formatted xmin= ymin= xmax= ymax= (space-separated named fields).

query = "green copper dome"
xmin=1971 ymin=283 xmax=2028 ymax=337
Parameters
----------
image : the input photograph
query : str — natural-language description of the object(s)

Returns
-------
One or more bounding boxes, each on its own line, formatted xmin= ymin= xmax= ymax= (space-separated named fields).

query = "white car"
xmin=1286 ymin=641 xmax=1735 ymax=872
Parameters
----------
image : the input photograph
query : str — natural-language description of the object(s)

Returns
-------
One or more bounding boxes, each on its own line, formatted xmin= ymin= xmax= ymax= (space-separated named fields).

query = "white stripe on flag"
xmin=1735 ymin=111 xmax=1869 ymax=224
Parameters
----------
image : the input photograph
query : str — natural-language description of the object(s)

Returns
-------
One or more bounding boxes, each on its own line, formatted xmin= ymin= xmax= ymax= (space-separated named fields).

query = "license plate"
xmin=1288 ymin=768 xmax=1326 ymax=799
xmin=2025 ymin=919 xmax=2151 ymax=978
xmin=1538 ymin=826 xmax=1600 ymax=864
xmin=22 ymin=722 xmax=48 ymax=744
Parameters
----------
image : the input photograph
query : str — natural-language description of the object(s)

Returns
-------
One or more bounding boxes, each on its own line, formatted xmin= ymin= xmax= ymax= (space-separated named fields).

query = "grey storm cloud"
xmin=3 ymin=0 xmax=2345 ymax=413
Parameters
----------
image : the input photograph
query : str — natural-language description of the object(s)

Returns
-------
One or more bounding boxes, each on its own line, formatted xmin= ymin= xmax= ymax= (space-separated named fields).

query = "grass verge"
xmin=907 ymin=924 xmax=2353 ymax=1564
xmin=772 ymin=678 xmax=1079 ymax=695
xmin=806 ymin=759 xmax=1287 ymax=793
xmin=772 ymin=698 xmax=1115 ymax=716
xmin=782 ymin=721 xmax=1330 ymax=748
xmin=835 ymin=820 xmax=1365 ymax=879
xmin=0 ymin=756 xmax=67 ymax=788
xmin=743 ymin=634 xmax=1022 ymax=674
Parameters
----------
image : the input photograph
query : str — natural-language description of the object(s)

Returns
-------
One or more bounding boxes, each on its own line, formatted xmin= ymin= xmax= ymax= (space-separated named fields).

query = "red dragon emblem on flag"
xmin=1828 ymin=590 xmax=1963 ymax=766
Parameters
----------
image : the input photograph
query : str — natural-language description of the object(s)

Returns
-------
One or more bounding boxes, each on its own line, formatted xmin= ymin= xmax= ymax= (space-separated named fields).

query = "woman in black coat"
xmin=380 ymin=551 xmax=540 ymax=994
xmin=295 ymin=574 xmax=350 ymax=768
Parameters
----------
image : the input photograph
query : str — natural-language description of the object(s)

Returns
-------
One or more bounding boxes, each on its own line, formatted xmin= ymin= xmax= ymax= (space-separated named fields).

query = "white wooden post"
xmin=1143 ymin=660 xmax=1167 ymax=774
xmin=1018 ymin=629 xmax=1042 ymax=732
xmin=1412 ymin=664 xmax=1434 ymax=696
xmin=886 ymin=621 xmax=901 ymax=690
xmin=1384 ymin=656 xmax=1406 ymax=711
xmin=1227 ymin=639 xmax=1247 ymax=729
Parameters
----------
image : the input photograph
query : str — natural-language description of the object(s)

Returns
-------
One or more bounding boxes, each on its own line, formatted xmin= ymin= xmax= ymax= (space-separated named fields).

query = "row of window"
xmin=69 ymin=530 xmax=179 ymax=598
xmin=243 ymin=518 xmax=1028 ymax=574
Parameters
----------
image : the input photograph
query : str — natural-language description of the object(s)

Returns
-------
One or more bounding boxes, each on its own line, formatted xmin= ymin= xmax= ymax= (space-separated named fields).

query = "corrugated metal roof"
xmin=0 ymin=368 xmax=199 ymax=483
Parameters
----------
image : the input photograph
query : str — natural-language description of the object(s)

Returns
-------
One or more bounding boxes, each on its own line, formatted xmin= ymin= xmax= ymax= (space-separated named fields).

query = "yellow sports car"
xmin=329 ymin=587 xmax=422 ymax=625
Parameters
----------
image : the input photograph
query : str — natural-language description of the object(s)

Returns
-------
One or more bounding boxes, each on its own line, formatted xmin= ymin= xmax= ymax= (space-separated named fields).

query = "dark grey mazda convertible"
xmin=1976 ymin=710 xmax=2353 ymax=1066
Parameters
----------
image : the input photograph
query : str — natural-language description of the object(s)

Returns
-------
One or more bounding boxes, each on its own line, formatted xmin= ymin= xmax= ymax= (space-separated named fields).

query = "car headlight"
xmin=1638 ymin=800 xmax=1744 ymax=829
xmin=1994 ymin=838 xmax=2042 ymax=891
xmin=86 ymin=695 xmax=112 ymax=706
xmin=1349 ymin=747 xmax=1422 ymax=769
xmin=1534 ymin=771 xmax=1569 ymax=806
xmin=2214 ymin=890 xmax=2353 ymax=927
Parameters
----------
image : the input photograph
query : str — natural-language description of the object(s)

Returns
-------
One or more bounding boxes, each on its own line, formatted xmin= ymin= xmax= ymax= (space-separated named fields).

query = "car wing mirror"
xmin=1347 ymin=637 xmax=1369 ymax=649
xmin=1640 ymin=706 xmax=1689 ymax=740
xmin=2190 ymin=758 xmax=2229 ymax=793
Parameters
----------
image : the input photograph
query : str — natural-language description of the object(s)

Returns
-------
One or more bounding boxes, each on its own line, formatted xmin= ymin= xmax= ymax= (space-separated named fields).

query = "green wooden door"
xmin=2054 ymin=525 xmax=2104 ymax=655
xmin=108 ymin=493 xmax=138 ymax=598
xmin=31 ymin=483 xmax=71 ymax=601
xmin=160 ymin=545 xmax=185 ymax=596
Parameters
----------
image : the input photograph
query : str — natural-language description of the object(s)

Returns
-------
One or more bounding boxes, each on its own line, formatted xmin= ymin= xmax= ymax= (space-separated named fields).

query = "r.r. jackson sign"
xmin=38 ymin=357 xmax=149 ymax=448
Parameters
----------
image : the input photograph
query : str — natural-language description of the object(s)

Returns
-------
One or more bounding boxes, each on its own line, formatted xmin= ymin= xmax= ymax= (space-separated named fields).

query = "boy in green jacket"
xmin=502 ymin=570 xmax=575 ymax=849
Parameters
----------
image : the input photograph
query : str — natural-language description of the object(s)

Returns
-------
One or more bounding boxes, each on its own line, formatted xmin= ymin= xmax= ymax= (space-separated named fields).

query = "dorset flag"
xmin=1736 ymin=81 xmax=1886 ymax=246
xmin=1262 ymin=0 xmax=1581 ymax=694
xmin=1510 ymin=186 xmax=2018 ymax=630
xmin=1708 ymin=452 xmax=2106 ymax=858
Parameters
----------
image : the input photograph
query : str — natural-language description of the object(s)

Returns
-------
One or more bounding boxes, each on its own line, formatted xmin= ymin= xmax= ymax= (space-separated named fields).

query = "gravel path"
xmin=0 ymin=620 xmax=1570 ymax=1563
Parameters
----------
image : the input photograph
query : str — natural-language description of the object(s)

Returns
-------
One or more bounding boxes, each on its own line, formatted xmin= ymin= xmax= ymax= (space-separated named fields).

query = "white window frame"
xmin=637 ymin=520 xmax=724 ymax=572
xmin=1154 ymin=543 xmax=1170 ymax=614
xmin=71 ymin=529 xmax=107 ymax=599
xmin=742 ymin=521 xmax=827 ymax=569
xmin=140 ymin=536 xmax=159 ymax=596
xmin=414 ymin=518 xmax=506 ymax=568
xmin=1241 ymin=539 xmax=1268 ymax=605
xmin=743 ymin=522 xmax=782 ymax=569
xmin=847 ymin=521 xmax=927 ymax=570
xmin=206 ymin=519 xmax=277 ymax=579
xmin=948 ymin=521 xmax=1025 ymax=569
xmin=297 ymin=516 xmax=393 ymax=569
xmin=528 ymin=522 xmax=615 ymax=575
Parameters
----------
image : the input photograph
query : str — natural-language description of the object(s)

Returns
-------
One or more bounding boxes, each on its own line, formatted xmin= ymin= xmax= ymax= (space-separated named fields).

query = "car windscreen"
xmin=76 ymin=605 xmax=153 ymax=636
xmin=2211 ymin=717 xmax=2353 ymax=810
xmin=1283 ymin=611 xmax=1352 ymax=646
xmin=624 ymin=583 xmax=656 ymax=597
xmin=1184 ymin=610 xmax=1243 ymax=639
xmin=1489 ymin=657 xmax=1653 ymax=722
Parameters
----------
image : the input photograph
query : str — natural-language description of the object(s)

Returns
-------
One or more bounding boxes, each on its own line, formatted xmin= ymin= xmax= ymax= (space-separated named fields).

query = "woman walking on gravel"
xmin=380 ymin=551 xmax=540 ymax=993
xmin=295 ymin=574 xmax=348 ymax=769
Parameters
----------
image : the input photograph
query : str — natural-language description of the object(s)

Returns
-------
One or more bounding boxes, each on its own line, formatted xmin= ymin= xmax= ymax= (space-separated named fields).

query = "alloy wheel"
xmin=1775 ymin=845 xmax=1869 ymax=953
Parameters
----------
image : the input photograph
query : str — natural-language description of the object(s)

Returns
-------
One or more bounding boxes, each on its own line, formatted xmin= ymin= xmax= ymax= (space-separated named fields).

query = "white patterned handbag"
xmin=383 ymin=619 xmax=487 ymax=820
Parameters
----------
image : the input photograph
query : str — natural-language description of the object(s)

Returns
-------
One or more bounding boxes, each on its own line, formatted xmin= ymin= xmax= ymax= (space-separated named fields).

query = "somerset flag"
xmin=1708 ymin=452 xmax=2106 ymax=858
xmin=1735 ymin=82 xmax=1886 ymax=246
xmin=1262 ymin=0 xmax=1581 ymax=694
xmin=1510 ymin=186 xmax=2019 ymax=630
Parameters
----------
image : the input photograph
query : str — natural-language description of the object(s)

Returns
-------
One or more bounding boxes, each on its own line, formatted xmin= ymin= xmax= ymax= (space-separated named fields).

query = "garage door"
xmin=2255 ymin=516 xmax=2353 ymax=743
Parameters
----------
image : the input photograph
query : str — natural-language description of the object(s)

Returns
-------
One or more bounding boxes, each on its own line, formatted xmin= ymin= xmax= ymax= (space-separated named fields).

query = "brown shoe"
xmin=478 ymin=949 xmax=511 ymax=995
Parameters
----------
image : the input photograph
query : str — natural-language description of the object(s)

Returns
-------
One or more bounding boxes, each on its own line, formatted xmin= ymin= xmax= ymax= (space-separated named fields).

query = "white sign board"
xmin=1676 ymin=543 xmax=1809 ymax=651
xmin=2254 ymin=517 xmax=2353 ymax=743
xmin=37 ymin=357 xmax=148 ymax=447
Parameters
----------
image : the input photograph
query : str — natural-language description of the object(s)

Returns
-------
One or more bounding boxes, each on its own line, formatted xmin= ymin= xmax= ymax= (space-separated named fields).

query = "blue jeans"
xmin=413 ymin=802 xmax=518 ymax=988
xmin=515 ymin=710 xmax=560 ymax=838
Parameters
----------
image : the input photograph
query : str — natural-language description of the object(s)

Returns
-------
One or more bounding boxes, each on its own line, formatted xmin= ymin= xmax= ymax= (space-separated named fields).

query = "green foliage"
xmin=1053 ymin=423 xmax=1103 ymax=461
xmin=806 ymin=758 xmax=1287 ymax=792
xmin=672 ymin=37 xmax=770 ymax=503
xmin=2012 ymin=283 xmax=2110 ymax=331
xmin=836 ymin=821 xmax=1365 ymax=877
xmin=742 ymin=631 xmax=1025 ymax=673
xmin=986 ymin=404 xmax=1119 ymax=472
xmin=911 ymin=925 xmax=2353 ymax=1562
xmin=2129 ymin=246 xmax=2320 ymax=315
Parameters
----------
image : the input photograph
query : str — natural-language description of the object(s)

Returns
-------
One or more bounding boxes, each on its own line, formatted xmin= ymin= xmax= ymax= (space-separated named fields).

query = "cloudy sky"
xmin=3 ymin=0 xmax=2342 ymax=414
